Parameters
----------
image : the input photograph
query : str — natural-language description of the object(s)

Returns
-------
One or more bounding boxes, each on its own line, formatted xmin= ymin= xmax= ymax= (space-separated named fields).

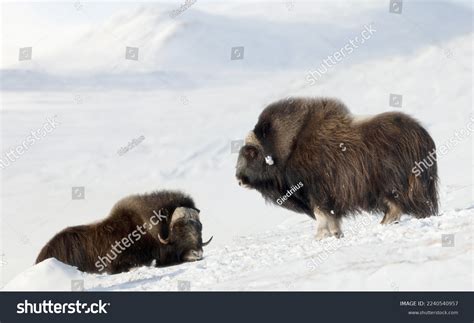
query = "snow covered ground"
xmin=5 ymin=209 xmax=472 ymax=291
xmin=1 ymin=0 xmax=472 ymax=291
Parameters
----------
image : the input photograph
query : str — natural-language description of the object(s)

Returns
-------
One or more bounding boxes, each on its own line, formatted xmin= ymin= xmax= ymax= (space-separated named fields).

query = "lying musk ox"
xmin=36 ymin=190 xmax=213 ymax=274
xmin=236 ymin=98 xmax=438 ymax=239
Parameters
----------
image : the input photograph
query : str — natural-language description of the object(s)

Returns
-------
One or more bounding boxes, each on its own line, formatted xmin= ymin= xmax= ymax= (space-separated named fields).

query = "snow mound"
xmin=3 ymin=258 xmax=84 ymax=291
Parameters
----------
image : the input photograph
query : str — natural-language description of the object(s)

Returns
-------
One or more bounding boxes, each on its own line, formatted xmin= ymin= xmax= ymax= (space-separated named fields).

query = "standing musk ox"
xmin=36 ymin=190 xmax=213 ymax=274
xmin=236 ymin=98 xmax=438 ymax=240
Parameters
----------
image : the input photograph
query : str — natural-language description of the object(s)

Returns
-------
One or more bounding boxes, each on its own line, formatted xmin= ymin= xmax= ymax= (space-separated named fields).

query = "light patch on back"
xmin=351 ymin=114 xmax=374 ymax=125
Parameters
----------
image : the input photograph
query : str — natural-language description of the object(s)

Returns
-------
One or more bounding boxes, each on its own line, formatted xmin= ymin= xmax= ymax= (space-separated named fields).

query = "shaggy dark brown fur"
xmin=35 ymin=190 xmax=212 ymax=274
xmin=236 ymin=97 xmax=438 ymax=238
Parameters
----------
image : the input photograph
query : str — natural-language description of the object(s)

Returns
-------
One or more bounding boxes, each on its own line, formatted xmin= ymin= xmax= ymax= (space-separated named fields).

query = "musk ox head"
xmin=236 ymin=132 xmax=277 ymax=189
xmin=158 ymin=207 xmax=213 ymax=263
xmin=235 ymin=98 xmax=351 ymax=190
xmin=236 ymin=98 xmax=310 ymax=189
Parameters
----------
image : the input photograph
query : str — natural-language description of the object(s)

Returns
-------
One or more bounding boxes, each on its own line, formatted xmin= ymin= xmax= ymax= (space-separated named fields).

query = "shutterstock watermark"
xmin=0 ymin=115 xmax=60 ymax=170
xmin=95 ymin=209 xmax=167 ymax=272
xmin=117 ymin=135 xmax=145 ymax=156
xmin=306 ymin=23 xmax=377 ymax=86
xmin=169 ymin=0 xmax=196 ymax=18
xmin=307 ymin=214 xmax=376 ymax=270
xmin=412 ymin=114 xmax=474 ymax=177
xmin=17 ymin=300 xmax=110 ymax=314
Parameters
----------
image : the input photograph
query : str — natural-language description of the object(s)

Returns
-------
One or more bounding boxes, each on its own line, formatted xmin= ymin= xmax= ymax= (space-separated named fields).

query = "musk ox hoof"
xmin=332 ymin=231 xmax=344 ymax=239
xmin=314 ymin=208 xmax=344 ymax=240
xmin=315 ymin=229 xmax=331 ymax=240
xmin=380 ymin=203 xmax=402 ymax=225
xmin=380 ymin=218 xmax=401 ymax=225
xmin=315 ymin=228 xmax=344 ymax=240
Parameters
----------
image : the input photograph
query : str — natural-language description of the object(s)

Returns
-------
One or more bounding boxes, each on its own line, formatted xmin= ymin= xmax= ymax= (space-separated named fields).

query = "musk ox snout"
xmin=182 ymin=249 xmax=203 ymax=262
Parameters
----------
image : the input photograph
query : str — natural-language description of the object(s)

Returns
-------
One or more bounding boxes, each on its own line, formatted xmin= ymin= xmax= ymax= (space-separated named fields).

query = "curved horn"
xmin=202 ymin=236 xmax=213 ymax=246
xmin=158 ymin=233 xmax=170 ymax=245
xmin=170 ymin=207 xmax=200 ymax=227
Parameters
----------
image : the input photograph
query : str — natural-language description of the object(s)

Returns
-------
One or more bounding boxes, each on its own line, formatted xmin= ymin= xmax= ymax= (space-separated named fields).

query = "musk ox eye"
xmin=192 ymin=221 xmax=202 ymax=231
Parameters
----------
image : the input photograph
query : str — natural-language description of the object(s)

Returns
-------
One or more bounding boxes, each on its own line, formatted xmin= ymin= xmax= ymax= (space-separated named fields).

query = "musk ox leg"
xmin=381 ymin=200 xmax=402 ymax=225
xmin=314 ymin=208 xmax=344 ymax=240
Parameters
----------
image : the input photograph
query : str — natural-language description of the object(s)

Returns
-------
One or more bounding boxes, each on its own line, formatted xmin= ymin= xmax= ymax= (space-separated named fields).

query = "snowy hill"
xmin=1 ymin=1 xmax=472 ymax=89
xmin=0 ymin=0 xmax=472 ymax=291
